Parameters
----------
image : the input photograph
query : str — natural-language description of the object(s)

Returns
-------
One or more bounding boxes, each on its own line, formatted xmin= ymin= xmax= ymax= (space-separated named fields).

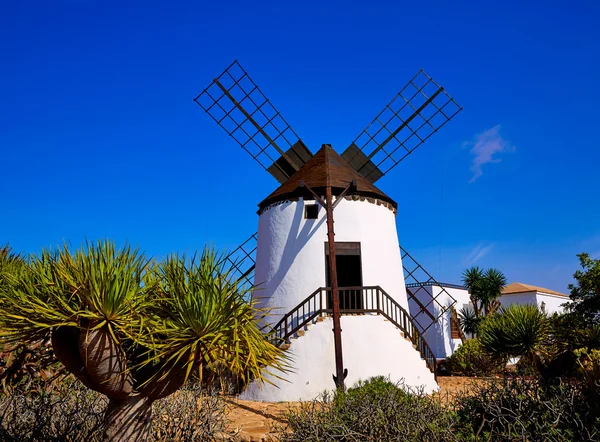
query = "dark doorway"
xmin=325 ymin=242 xmax=363 ymax=311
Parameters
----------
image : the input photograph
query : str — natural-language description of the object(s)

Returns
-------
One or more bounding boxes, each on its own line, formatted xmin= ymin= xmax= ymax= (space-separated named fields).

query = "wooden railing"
xmin=270 ymin=286 xmax=437 ymax=377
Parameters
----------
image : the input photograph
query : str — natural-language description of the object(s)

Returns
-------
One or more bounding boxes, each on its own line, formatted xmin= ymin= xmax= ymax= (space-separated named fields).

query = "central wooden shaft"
xmin=326 ymin=185 xmax=345 ymax=389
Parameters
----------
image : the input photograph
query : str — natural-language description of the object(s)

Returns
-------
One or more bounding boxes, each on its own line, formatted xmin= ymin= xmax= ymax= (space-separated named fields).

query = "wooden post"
xmin=326 ymin=185 xmax=346 ymax=390
xmin=300 ymin=174 xmax=353 ymax=390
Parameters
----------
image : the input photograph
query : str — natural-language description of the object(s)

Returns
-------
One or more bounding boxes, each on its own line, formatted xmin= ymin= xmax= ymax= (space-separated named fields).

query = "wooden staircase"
xmin=270 ymin=286 xmax=437 ymax=377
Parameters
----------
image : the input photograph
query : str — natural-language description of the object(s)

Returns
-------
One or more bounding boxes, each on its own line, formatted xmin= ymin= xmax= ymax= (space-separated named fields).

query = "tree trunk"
xmin=79 ymin=323 xmax=133 ymax=400
xmin=104 ymin=395 xmax=152 ymax=442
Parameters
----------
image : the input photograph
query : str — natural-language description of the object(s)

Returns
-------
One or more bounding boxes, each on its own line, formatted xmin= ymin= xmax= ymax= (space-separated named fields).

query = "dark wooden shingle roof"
xmin=258 ymin=145 xmax=397 ymax=210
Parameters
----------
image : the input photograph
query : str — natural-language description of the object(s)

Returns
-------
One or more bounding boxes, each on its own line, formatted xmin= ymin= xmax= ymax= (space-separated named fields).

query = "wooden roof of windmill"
xmin=258 ymin=144 xmax=397 ymax=211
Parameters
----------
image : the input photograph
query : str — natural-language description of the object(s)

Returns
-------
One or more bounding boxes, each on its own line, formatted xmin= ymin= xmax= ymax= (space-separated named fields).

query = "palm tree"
xmin=462 ymin=266 xmax=484 ymax=318
xmin=462 ymin=266 xmax=507 ymax=318
xmin=0 ymin=241 xmax=287 ymax=442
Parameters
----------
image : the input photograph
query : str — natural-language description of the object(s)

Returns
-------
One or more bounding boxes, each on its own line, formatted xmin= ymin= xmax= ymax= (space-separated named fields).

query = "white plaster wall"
xmin=409 ymin=285 xmax=471 ymax=359
xmin=499 ymin=292 xmax=568 ymax=315
xmin=536 ymin=293 xmax=569 ymax=314
xmin=436 ymin=287 xmax=470 ymax=359
xmin=408 ymin=285 xmax=437 ymax=353
xmin=240 ymin=315 xmax=438 ymax=402
xmin=254 ymin=198 xmax=407 ymax=325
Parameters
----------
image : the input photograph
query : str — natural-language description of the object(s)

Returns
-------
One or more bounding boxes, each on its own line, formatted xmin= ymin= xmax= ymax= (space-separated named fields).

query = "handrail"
xmin=270 ymin=286 xmax=437 ymax=377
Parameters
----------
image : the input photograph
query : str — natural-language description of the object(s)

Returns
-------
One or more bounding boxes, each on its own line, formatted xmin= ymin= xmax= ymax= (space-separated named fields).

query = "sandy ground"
xmin=222 ymin=376 xmax=482 ymax=441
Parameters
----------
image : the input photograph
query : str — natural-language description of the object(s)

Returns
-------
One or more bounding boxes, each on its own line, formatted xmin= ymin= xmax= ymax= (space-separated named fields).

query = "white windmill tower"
xmin=195 ymin=61 xmax=462 ymax=401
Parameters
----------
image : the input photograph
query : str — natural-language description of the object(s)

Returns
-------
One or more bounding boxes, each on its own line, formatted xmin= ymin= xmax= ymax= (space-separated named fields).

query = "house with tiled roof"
xmin=498 ymin=282 xmax=569 ymax=315
xmin=407 ymin=281 xmax=570 ymax=361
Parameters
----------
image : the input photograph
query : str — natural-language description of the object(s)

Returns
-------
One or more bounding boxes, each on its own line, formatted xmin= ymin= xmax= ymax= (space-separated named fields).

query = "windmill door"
xmin=325 ymin=242 xmax=363 ymax=312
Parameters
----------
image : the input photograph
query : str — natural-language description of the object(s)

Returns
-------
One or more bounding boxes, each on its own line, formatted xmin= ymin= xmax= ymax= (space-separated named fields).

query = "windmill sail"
xmin=195 ymin=61 xmax=312 ymax=184
xmin=401 ymin=246 xmax=458 ymax=334
xmin=221 ymin=232 xmax=258 ymax=288
xmin=342 ymin=69 xmax=462 ymax=183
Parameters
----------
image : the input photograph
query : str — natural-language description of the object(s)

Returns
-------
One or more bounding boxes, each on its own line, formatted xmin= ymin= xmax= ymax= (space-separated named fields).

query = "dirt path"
xmin=222 ymin=376 xmax=480 ymax=441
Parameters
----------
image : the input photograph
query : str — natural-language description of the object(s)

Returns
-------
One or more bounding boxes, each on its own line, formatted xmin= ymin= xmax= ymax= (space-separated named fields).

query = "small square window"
xmin=305 ymin=204 xmax=318 ymax=219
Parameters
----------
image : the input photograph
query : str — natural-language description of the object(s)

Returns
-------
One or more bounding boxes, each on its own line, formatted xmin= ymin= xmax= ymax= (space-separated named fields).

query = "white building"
xmin=406 ymin=283 xmax=471 ymax=360
xmin=407 ymin=281 xmax=569 ymax=360
xmin=241 ymin=145 xmax=438 ymax=402
xmin=498 ymin=282 xmax=569 ymax=315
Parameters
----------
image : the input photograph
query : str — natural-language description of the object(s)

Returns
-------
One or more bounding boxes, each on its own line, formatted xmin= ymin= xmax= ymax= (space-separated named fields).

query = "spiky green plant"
xmin=149 ymin=250 xmax=285 ymax=384
xmin=0 ymin=240 xmax=287 ymax=442
xmin=479 ymin=304 xmax=549 ymax=368
xmin=458 ymin=305 xmax=481 ymax=337
xmin=0 ymin=245 xmax=61 ymax=393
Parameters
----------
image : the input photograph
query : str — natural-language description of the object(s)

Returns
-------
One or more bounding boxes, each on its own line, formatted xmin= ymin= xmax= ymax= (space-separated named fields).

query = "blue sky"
xmin=2 ymin=0 xmax=599 ymax=293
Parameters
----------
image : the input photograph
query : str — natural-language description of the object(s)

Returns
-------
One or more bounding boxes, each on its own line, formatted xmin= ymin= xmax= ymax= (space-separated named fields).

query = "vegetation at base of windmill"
xmin=444 ymin=338 xmax=506 ymax=376
xmin=566 ymin=252 xmax=600 ymax=321
xmin=0 ymin=376 xmax=107 ymax=441
xmin=151 ymin=384 xmax=232 ymax=441
xmin=478 ymin=304 xmax=550 ymax=372
xmin=0 ymin=240 xmax=287 ymax=442
xmin=451 ymin=376 xmax=600 ymax=441
xmin=280 ymin=375 xmax=600 ymax=442
xmin=280 ymin=377 xmax=458 ymax=442
xmin=461 ymin=266 xmax=507 ymax=320
xmin=0 ymin=377 xmax=231 ymax=442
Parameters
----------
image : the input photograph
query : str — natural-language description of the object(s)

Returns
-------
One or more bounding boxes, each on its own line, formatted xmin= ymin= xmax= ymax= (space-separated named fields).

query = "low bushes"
xmin=0 ymin=379 xmax=106 ymax=442
xmin=282 ymin=375 xmax=600 ymax=442
xmin=453 ymin=376 xmax=600 ymax=441
xmin=281 ymin=376 xmax=458 ymax=442
xmin=0 ymin=378 xmax=229 ymax=442
xmin=444 ymin=339 xmax=505 ymax=376
xmin=3 ymin=373 xmax=599 ymax=441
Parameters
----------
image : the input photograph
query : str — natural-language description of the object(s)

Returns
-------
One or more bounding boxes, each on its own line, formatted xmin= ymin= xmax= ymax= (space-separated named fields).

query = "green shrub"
xmin=445 ymin=339 xmax=505 ymax=376
xmin=281 ymin=376 xmax=457 ymax=442
xmin=453 ymin=376 xmax=600 ymax=441
xmin=281 ymin=374 xmax=600 ymax=441
xmin=574 ymin=347 xmax=600 ymax=404
xmin=340 ymin=375 xmax=401 ymax=401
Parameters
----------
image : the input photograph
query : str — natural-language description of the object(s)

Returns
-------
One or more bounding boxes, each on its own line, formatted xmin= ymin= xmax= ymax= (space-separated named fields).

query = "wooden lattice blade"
xmin=343 ymin=69 xmax=462 ymax=183
xmin=194 ymin=60 xmax=312 ymax=183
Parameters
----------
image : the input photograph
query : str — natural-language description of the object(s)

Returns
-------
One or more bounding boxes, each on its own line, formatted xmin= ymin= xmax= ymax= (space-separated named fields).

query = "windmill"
xmin=194 ymin=61 xmax=462 ymax=401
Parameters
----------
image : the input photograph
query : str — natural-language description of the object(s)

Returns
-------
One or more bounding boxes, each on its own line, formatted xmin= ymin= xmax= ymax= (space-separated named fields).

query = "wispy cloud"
xmin=465 ymin=125 xmax=515 ymax=183
xmin=464 ymin=242 xmax=495 ymax=266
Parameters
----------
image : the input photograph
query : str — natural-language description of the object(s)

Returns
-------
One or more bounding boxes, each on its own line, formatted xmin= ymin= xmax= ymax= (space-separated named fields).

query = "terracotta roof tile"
xmin=502 ymin=282 xmax=567 ymax=297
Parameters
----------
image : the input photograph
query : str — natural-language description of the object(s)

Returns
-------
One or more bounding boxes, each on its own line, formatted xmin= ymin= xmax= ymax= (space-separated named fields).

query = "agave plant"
xmin=0 ymin=241 xmax=286 ymax=442
xmin=479 ymin=304 xmax=549 ymax=368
